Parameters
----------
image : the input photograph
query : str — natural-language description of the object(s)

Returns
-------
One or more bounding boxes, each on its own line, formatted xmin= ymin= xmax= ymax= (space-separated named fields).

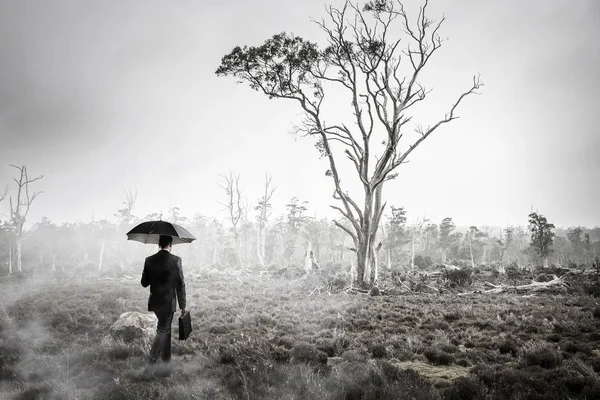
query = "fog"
xmin=0 ymin=0 xmax=599 ymax=228
xmin=1 ymin=0 xmax=600 ymax=398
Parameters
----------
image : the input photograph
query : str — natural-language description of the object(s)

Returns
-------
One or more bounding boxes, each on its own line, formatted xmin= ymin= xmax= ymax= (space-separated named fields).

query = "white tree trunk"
xmin=304 ymin=242 xmax=312 ymax=274
xmin=16 ymin=237 xmax=22 ymax=273
xmin=350 ymin=258 xmax=357 ymax=284
xmin=363 ymin=250 xmax=372 ymax=282
xmin=469 ymin=243 xmax=475 ymax=269
xmin=410 ymin=237 xmax=415 ymax=270
xmin=98 ymin=242 xmax=105 ymax=271
xmin=257 ymin=227 xmax=265 ymax=268
xmin=8 ymin=245 xmax=12 ymax=275
xmin=371 ymin=246 xmax=378 ymax=284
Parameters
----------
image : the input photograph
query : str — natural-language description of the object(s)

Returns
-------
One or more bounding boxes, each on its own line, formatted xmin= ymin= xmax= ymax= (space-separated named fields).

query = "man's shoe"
xmin=142 ymin=364 xmax=156 ymax=379
xmin=154 ymin=362 xmax=173 ymax=378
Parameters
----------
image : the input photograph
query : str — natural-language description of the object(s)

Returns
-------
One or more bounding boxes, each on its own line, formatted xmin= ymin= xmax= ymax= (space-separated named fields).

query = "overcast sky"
xmin=0 ymin=0 xmax=598 ymax=229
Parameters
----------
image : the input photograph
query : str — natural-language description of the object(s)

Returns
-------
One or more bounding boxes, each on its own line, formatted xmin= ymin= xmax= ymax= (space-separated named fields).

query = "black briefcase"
xmin=178 ymin=311 xmax=192 ymax=340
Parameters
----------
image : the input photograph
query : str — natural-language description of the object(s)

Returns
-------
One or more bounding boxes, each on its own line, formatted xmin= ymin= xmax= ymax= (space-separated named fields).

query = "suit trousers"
xmin=149 ymin=312 xmax=174 ymax=363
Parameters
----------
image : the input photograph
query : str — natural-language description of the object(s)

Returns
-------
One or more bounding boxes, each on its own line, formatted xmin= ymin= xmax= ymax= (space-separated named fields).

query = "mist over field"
xmin=1 ymin=0 xmax=600 ymax=399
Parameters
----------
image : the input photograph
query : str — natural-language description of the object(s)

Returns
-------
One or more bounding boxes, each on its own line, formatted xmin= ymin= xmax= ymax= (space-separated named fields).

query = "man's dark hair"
xmin=158 ymin=235 xmax=173 ymax=249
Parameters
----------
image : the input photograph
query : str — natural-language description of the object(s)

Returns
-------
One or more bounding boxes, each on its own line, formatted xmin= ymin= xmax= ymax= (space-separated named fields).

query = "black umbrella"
xmin=126 ymin=220 xmax=196 ymax=245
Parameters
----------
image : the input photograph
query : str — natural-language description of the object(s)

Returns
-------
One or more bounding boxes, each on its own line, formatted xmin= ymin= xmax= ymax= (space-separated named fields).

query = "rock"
xmin=109 ymin=312 xmax=157 ymax=343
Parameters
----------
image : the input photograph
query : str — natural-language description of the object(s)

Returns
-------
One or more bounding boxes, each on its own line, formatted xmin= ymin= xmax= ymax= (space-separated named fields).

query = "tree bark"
xmin=386 ymin=249 xmax=392 ymax=271
xmin=8 ymin=245 xmax=12 ymax=275
xmin=16 ymin=237 xmax=22 ymax=273
xmin=469 ymin=242 xmax=475 ymax=269
xmin=98 ymin=242 xmax=105 ymax=271
xmin=304 ymin=242 xmax=313 ymax=274
xmin=257 ymin=227 xmax=265 ymax=268
xmin=410 ymin=236 xmax=415 ymax=270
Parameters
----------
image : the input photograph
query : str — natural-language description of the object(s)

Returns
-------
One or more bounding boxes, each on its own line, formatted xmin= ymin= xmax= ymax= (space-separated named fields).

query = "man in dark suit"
xmin=141 ymin=235 xmax=187 ymax=377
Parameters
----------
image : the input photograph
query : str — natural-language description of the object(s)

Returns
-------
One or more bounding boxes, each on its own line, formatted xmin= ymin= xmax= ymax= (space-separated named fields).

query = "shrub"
xmin=413 ymin=255 xmax=433 ymax=270
xmin=505 ymin=262 xmax=522 ymax=283
xmin=335 ymin=361 xmax=440 ymax=400
xmin=271 ymin=347 xmax=291 ymax=363
xmin=443 ymin=268 xmax=473 ymax=287
xmin=443 ymin=312 xmax=462 ymax=322
xmin=443 ymin=377 xmax=487 ymax=400
xmin=341 ymin=349 xmax=369 ymax=362
xmin=424 ymin=347 xmax=454 ymax=366
xmin=561 ymin=341 xmax=592 ymax=355
xmin=498 ymin=337 xmax=520 ymax=356
xmin=370 ymin=343 xmax=387 ymax=359
xmin=291 ymin=343 xmax=328 ymax=365
xmin=523 ymin=345 xmax=562 ymax=369
xmin=0 ymin=338 xmax=22 ymax=381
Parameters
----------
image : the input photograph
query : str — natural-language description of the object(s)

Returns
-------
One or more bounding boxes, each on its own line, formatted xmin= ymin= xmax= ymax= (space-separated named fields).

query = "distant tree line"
xmin=1 ymin=168 xmax=598 ymax=278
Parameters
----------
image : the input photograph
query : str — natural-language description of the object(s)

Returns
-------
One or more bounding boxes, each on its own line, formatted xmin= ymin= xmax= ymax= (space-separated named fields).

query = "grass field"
xmin=1 ymin=271 xmax=600 ymax=399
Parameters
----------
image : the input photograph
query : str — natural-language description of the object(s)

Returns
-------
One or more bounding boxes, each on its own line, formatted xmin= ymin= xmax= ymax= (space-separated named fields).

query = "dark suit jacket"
xmin=141 ymin=250 xmax=186 ymax=313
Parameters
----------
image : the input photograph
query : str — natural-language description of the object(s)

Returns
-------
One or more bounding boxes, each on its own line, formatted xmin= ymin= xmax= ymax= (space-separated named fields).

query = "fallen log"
xmin=482 ymin=275 xmax=568 ymax=294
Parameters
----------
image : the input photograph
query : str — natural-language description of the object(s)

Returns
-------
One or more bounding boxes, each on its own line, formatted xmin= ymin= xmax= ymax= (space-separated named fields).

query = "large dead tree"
xmin=9 ymin=165 xmax=43 ymax=274
xmin=216 ymin=0 xmax=481 ymax=287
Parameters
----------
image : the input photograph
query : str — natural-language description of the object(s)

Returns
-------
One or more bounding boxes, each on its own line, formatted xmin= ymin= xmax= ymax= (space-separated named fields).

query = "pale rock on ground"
xmin=109 ymin=311 xmax=157 ymax=344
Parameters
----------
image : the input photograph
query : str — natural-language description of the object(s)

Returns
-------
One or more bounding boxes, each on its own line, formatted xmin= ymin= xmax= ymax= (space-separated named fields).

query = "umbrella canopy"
xmin=126 ymin=220 xmax=196 ymax=245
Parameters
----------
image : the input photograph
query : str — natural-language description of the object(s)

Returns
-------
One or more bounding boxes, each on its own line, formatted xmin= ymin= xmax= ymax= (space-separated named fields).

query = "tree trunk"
xmin=360 ymin=242 xmax=371 ymax=284
xmin=98 ymin=242 xmax=105 ymax=271
xmin=370 ymin=242 xmax=381 ymax=284
xmin=304 ymin=242 xmax=313 ymax=274
xmin=350 ymin=258 xmax=357 ymax=284
xmin=354 ymin=186 xmax=385 ymax=288
xmin=8 ymin=245 xmax=12 ymax=275
xmin=469 ymin=242 xmax=475 ymax=269
xmin=410 ymin=237 xmax=415 ymax=270
xmin=16 ymin=236 xmax=22 ymax=273
xmin=256 ymin=226 xmax=265 ymax=268
xmin=355 ymin=190 xmax=373 ymax=288
xmin=234 ymin=232 xmax=244 ymax=268
xmin=386 ymin=249 xmax=392 ymax=271
xmin=242 ymin=229 xmax=248 ymax=264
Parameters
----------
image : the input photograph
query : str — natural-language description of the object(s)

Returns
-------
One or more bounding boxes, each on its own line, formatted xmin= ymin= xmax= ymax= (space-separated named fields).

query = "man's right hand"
xmin=181 ymin=308 xmax=188 ymax=315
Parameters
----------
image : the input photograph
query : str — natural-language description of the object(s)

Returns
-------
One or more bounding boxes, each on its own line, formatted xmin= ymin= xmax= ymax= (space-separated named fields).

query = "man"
xmin=141 ymin=235 xmax=187 ymax=378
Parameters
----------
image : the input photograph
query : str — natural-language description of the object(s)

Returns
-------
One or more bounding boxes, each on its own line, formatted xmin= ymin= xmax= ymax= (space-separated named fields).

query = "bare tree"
xmin=114 ymin=189 xmax=138 ymax=271
xmin=115 ymin=189 xmax=138 ymax=225
xmin=9 ymin=165 xmax=43 ymax=274
xmin=0 ymin=186 xmax=8 ymax=203
xmin=255 ymin=173 xmax=277 ymax=268
xmin=219 ymin=171 xmax=246 ymax=267
xmin=217 ymin=0 xmax=482 ymax=287
xmin=409 ymin=217 xmax=428 ymax=270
